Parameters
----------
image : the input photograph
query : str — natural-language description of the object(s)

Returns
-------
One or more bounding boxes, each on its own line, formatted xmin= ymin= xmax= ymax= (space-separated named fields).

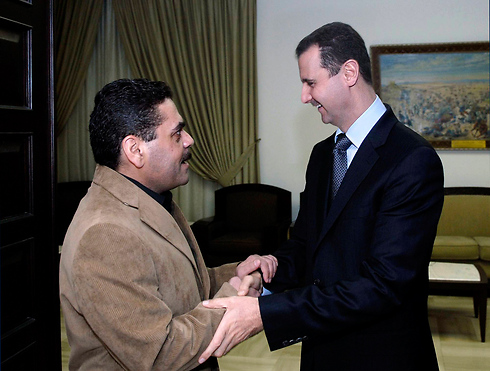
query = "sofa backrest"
xmin=437 ymin=187 xmax=490 ymax=237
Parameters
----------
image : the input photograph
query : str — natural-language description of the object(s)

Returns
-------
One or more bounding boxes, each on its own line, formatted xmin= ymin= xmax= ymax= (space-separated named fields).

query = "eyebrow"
xmin=301 ymin=78 xmax=315 ymax=84
xmin=173 ymin=122 xmax=186 ymax=132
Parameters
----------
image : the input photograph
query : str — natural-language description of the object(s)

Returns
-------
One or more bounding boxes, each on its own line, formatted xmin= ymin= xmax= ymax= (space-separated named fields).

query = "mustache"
xmin=182 ymin=151 xmax=192 ymax=162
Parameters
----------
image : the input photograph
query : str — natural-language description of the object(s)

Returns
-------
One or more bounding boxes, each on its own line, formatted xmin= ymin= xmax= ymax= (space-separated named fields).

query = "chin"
xmin=180 ymin=174 xmax=190 ymax=186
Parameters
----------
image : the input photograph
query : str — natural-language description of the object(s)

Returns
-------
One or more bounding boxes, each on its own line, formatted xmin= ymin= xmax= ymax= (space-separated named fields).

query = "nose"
xmin=183 ymin=130 xmax=194 ymax=148
xmin=301 ymin=84 xmax=312 ymax=104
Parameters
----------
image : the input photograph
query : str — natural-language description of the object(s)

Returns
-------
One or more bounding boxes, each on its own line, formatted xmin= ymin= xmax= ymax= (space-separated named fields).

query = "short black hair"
xmin=89 ymin=78 xmax=173 ymax=169
xmin=295 ymin=22 xmax=372 ymax=85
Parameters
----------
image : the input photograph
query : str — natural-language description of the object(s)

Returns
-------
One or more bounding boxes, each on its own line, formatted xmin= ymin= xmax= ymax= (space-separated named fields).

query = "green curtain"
xmin=113 ymin=0 xmax=260 ymax=186
xmin=54 ymin=0 xmax=104 ymax=137
xmin=57 ymin=0 xmax=132 ymax=182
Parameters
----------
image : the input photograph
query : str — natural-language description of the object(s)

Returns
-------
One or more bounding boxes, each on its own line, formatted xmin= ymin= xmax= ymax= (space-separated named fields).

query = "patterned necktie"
xmin=331 ymin=133 xmax=352 ymax=199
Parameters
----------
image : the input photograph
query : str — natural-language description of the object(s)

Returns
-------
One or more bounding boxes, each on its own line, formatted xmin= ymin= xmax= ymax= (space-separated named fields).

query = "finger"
xmin=267 ymin=254 xmax=278 ymax=264
xmin=228 ymin=276 xmax=241 ymax=291
xmin=266 ymin=256 xmax=278 ymax=278
xmin=202 ymin=299 xmax=227 ymax=309
xmin=199 ymin=323 xmax=226 ymax=364
xmin=259 ymin=258 xmax=275 ymax=283
xmin=199 ymin=310 xmax=237 ymax=362
xmin=259 ymin=256 xmax=278 ymax=283
xmin=237 ymin=275 xmax=254 ymax=296
xmin=211 ymin=332 xmax=234 ymax=358
xmin=245 ymin=288 xmax=262 ymax=298
xmin=236 ymin=255 xmax=260 ymax=278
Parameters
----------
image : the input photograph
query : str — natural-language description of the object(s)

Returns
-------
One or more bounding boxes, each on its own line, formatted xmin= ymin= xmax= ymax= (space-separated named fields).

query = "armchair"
xmin=191 ymin=183 xmax=292 ymax=267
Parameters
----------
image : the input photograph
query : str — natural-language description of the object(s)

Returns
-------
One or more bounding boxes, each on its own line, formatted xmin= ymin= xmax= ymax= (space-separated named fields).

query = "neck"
xmin=338 ymin=85 xmax=377 ymax=133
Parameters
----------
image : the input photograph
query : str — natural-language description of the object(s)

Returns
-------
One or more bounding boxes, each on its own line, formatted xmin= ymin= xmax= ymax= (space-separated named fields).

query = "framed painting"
xmin=371 ymin=42 xmax=490 ymax=149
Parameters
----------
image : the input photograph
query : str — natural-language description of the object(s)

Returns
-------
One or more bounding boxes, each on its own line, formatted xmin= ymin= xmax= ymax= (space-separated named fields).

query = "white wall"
xmin=257 ymin=0 xmax=490 ymax=219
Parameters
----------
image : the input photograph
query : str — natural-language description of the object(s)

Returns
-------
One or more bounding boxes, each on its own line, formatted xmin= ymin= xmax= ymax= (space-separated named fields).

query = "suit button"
xmin=313 ymin=279 xmax=321 ymax=286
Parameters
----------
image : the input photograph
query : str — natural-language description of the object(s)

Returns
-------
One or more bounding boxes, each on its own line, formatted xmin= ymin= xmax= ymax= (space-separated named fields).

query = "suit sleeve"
xmin=72 ymin=224 xmax=235 ymax=371
xmin=259 ymin=145 xmax=444 ymax=350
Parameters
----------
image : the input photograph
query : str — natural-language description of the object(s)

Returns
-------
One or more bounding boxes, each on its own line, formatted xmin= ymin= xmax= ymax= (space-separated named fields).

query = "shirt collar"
xmin=336 ymin=95 xmax=386 ymax=148
xmin=122 ymin=174 xmax=173 ymax=213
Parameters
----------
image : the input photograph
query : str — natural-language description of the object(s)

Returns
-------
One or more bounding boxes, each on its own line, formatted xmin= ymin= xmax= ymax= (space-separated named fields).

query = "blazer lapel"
xmin=170 ymin=202 xmax=210 ymax=296
xmin=315 ymin=107 xmax=397 ymax=251
xmin=316 ymin=136 xmax=335 ymax=234
xmin=95 ymin=165 xmax=207 ymax=294
xmin=321 ymin=141 xmax=378 ymax=235
xmin=138 ymin=198 xmax=199 ymax=266
xmin=138 ymin=196 xmax=208 ymax=298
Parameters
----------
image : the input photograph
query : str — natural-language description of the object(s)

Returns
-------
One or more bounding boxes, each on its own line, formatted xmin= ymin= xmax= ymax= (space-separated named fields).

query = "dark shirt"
xmin=123 ymin=175 xmax=173 ymax=213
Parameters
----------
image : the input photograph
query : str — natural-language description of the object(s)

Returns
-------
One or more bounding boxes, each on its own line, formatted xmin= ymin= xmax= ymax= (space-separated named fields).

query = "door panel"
xmin=0 ymin=0 xmax=60 ymax=370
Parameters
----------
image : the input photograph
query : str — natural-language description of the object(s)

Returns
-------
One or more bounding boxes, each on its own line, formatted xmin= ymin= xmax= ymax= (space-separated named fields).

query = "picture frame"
xmin=371 ymin=42 xmax=490 ymax=149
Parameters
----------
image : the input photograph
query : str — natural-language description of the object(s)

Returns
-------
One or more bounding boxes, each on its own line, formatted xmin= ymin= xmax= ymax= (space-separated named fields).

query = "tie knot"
xmin=335 ymin=134 xmax=351 ymax=151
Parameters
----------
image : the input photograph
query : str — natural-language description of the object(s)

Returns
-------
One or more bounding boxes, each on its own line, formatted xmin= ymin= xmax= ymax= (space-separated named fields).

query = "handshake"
xmin=229 ymin=254 xmax=278 ymax=297
xmin=198 ymin=254 xmax=278 ymax=364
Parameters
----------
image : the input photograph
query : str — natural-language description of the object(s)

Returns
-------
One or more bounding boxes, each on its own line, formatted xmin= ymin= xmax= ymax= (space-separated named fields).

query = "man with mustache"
xmin=59 ymin=78 xmax=277 ymax=371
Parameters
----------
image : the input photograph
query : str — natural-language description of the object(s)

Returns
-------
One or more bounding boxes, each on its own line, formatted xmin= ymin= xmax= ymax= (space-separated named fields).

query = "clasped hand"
xmin=228 ymin=254 xmax=278 ymax=297
xmin=198 ymin=254 xmax=276 ymax=364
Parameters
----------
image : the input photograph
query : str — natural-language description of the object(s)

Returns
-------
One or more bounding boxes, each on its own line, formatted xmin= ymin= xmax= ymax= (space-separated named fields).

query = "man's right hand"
xmin=228 ymin=271 xmax=262 ymax=297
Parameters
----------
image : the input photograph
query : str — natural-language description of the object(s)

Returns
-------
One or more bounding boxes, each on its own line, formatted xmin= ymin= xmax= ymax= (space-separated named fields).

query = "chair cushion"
xmin=474 ymin=236 xmax=490 ymax=261
xmin=432 ymin=236 xmax=480 ymax=260
xmin=208 ymin=232 xmax=264 ymax=255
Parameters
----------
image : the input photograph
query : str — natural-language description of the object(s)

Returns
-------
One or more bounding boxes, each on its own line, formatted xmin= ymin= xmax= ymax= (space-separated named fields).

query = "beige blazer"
xmin=60 ymin=165 xmax=237 ymax=371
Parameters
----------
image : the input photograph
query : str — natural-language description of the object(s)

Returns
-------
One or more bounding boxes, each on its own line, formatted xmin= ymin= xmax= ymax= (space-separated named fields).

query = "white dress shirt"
xmin=335 ymin=95 xmax=387 ymax=167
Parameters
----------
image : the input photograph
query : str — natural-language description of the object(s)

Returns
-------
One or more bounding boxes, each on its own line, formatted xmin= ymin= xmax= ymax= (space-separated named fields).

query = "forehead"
xmin=298 ymin=45 xmax=323 ymax=79
xmin=156 ymin=99 xmax=183 ymax=127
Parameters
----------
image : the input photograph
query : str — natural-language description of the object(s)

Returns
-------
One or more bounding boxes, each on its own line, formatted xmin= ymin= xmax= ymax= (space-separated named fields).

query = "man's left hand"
xmin=236 ymin=254 xmax=278 ymax=283
xmin=198 ymin=296 xmax=263 ymax=364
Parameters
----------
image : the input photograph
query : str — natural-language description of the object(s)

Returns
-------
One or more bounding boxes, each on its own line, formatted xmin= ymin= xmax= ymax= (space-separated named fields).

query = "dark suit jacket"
xmin=259 ymin=107 xmax=443 ymax=371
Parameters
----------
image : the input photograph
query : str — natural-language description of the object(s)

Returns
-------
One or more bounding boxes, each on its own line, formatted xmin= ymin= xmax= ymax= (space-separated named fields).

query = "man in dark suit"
xmin=198 ymin=22 xmax=444 ymax=371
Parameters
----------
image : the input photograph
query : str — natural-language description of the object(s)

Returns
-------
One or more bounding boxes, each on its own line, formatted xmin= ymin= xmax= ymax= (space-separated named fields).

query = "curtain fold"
xmin=54 ymin=0 xmax=104 ymax=137
xmin=56 ymin=0 xmax=218 ymax=221
xmin=57 ymin=0 xmax=132 ymax=182
xmin=113 ymin=0 xmax=259 ymax=186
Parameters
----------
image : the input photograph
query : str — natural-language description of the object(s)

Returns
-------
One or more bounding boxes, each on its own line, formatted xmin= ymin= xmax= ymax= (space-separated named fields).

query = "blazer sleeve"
xmin=207 ymin=262 xmax=239 ymax=297
xmin=72 ymin=223 xmax=236 ymax=371
xmin=259 ymin=144 xmax=444 ymax=350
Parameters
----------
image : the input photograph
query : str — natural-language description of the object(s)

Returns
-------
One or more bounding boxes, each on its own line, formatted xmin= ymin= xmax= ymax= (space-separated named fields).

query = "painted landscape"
xmin=379 ymin=51 xmax=489 ymax=141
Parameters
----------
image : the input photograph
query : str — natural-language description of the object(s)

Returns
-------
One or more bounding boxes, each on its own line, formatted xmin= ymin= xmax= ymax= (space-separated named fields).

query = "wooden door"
xmin=0 ymin=0 xmax=61 ymax=370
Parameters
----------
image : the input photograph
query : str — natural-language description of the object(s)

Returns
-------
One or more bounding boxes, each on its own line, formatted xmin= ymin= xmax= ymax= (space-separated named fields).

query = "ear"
xmin=121 ymin=135 xmax=145 ymax=169
xmin=343 ymin=59 xmax=359 ymax=87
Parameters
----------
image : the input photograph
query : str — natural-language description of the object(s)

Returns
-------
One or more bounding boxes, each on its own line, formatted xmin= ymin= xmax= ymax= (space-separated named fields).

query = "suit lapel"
xmin=321 ymin=141 xmax=378 ymax=237
xmin=314 ymin=107 xmax=397 ymax=252
xmin=316 ymin=136 xmax=335 ymax=234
